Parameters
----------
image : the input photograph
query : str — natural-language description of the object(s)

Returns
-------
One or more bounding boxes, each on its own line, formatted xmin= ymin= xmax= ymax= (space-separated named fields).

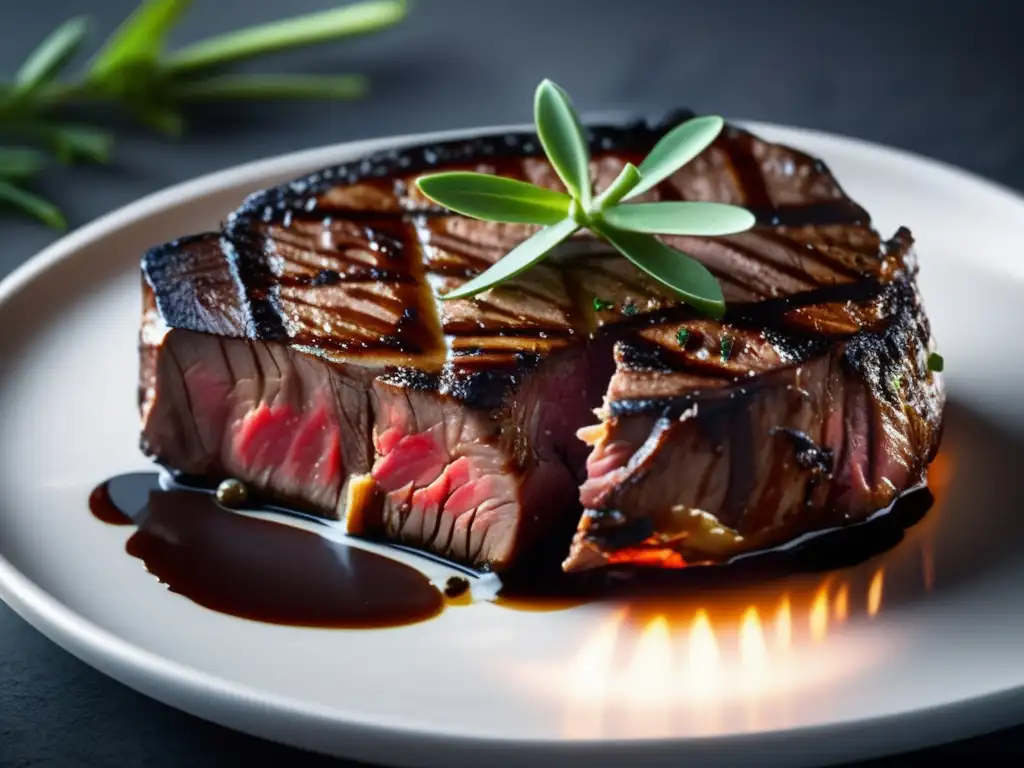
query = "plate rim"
xmin=2 ymin=119 xmax=1024 ymax=764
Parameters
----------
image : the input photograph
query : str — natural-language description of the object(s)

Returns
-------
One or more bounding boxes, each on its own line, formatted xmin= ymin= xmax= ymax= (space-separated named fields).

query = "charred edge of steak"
xmin=141 ymin=231 xmax=289 ymax=343
xmin=223 ymin=112 xmax=869 ymax=236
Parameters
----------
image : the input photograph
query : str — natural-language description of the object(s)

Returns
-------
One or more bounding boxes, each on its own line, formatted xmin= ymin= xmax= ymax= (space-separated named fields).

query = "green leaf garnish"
xmin=0 ymin=180 xmax=66 ymax=230
xmin=0 ymin=148 xmax=46 ymax=181
xmin=592 ymin=297 xmax=613 ymax=312
xmin=603 ymin=201 xmax=756 ymax=236
xmin=13 ymin=16 xmax=89 ymax=100
xmin=417 ymin=172 xmax=571 ymax=225
xmin=595 ymin=225 xmax=725 ymax=319
xmin=88 ymin=0 xmax=191 ymax=81
xmin=927 ymin=353 xmax=944 ymax=373
xmin=415 ymin=79 xmax=752 ymax=316
xmin=439 ymin=217 xmax=579 ymax=300
xmin=626 ymin=115 xmax=725 ymax=199
xmin=676 ymin=328 xmax=690 ymax=347
xmin=47 ymin=124 xmax=113 ymax=163
xmin=534 ymin=79 xmax=592 ymax=207
xmin=165 ymin=1 xmax=407 ymax=74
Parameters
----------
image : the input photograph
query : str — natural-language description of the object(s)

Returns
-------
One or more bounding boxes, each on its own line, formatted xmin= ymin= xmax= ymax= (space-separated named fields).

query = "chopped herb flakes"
xmin=622 ymin=302 xmax=637 ymax=316
xmin=592 ymin=296 xmax=614 ymax=312
xmin=720 ymin=334 xmax=734 ymax=361
xmin=927 ymin=352 xmax=944 ymax=372
xmin=676 ymin=328 xmax=690 ymax=347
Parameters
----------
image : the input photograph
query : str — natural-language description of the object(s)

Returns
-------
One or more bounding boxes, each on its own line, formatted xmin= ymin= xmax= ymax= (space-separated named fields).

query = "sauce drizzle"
xmin=90 ymin=472 xmax=444 ymax=628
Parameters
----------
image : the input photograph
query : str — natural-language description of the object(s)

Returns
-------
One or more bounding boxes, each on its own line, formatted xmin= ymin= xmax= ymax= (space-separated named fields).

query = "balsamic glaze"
xmin=89 ymin=473 xmax=444 ymax=628
xmin=89 ymin=473 xmax=932 ymax=622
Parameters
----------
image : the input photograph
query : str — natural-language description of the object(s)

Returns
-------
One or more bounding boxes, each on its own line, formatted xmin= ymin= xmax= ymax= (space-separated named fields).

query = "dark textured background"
xmin=2 ymin=1 xmax=1023 ymax=765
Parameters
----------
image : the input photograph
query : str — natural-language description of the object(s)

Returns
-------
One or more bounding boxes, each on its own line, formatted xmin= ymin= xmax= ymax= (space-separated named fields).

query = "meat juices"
xmin=138 ymin=115 xmax=944 ymax=573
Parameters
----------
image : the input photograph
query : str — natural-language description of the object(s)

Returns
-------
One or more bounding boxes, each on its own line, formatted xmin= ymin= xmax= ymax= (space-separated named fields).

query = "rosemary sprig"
xmin=415 ymin=79 xmax=755 ymax=319
xmin=0 ymin=0 xmax=407 ymax=230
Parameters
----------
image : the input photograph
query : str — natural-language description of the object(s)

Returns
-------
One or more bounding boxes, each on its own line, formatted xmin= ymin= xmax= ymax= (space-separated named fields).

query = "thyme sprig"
xmin=416 ymin=79 xmax=755 ymax=319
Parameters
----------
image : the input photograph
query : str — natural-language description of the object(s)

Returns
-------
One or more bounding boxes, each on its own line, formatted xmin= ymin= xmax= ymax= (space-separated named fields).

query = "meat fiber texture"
xmin=138 ymin=114 xmax=944 ymax=574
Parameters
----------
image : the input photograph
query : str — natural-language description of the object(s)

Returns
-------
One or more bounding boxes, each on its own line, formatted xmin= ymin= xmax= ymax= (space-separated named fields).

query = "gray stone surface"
xmin=2 ymin=1 xmax=1023 ymax=764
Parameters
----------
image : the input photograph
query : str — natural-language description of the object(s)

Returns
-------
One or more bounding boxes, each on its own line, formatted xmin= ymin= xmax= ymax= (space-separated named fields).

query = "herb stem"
xmin=172 ymin=74 xmax=369 ymax=101
xmin=165 ymin=1 xmax=406 ymax=75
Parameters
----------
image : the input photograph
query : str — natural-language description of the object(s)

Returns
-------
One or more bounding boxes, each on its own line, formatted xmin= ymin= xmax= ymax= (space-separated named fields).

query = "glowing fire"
xmin=774 ymin=595 xmax=792 ymax=647
xmin=867 ymin=568 xmax=884 ymax=617
xmin=549 ymin=568 xmax=895 ymax=739
xmin=809 ymin=582 xmax=830 ymax=641
xmin=834 ymin=583 xmax=849 ymax=622
xmin=738 ymin=606 xmax=767 ymax=668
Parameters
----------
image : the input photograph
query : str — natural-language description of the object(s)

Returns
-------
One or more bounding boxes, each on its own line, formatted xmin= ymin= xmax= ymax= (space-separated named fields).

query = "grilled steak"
xmin=138 ymin=113 xmax=944 ymax=574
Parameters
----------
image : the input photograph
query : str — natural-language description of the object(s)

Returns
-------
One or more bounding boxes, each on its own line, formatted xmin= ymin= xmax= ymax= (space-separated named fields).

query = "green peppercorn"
xmin=216 ymin=478 xmax=250 ymax=507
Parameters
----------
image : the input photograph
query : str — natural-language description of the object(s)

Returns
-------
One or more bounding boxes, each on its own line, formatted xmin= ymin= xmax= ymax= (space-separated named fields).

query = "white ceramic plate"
xmin=2 ymin=122 xmax=1024 ymax=768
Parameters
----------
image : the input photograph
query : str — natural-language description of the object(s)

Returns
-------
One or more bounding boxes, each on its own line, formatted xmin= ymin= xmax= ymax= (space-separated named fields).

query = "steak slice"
xmin=566 ymin=237 xmax=944 ymax=570
xmin=138 ymin=113 xmax=944 ymax=574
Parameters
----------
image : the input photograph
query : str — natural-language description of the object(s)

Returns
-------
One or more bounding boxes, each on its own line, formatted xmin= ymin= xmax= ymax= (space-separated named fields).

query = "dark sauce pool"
xmin=89 ymin=472 xmax=444 ymax=628
xmin=90 ymin=471 xmax=932 ymax=626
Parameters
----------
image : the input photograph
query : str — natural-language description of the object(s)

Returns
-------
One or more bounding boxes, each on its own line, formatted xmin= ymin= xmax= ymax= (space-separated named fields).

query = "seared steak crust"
xmin=139 ymin=113 xmax=944 ymax=573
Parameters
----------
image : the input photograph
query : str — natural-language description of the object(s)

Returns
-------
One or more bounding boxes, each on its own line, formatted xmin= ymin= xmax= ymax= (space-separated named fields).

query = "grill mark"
xmin=583 ymin=259 xmax=658 ymax=297
xmin=719 ymin=239 xmax=820 ymax=293
xmin=616 ymin=338 xmax=738 ymax=380
xmin=727 ymin=277 xmax=885 ymax=327
xmin=269 ymin=226 xmax=397 ymax=259
xmin=756 ymin=229 xmax=866 ymax=282
xmin=480 ymin=279 xmax=574 ymax=315
xmin=281 ymin=292 xmax=398 ymax=338
xmin=724 ymin=129 xmax=773 ymax=209
xmin=424 ymin=233 xmax=508 ymax=272
xmin=270 ymin=237 xmax=412 ymax=281
xmin=344 ymin=285 xmax=408 ymax=313
xmin=223 ymin=233 xmax=289 ymax=342
xmin=748 ymin=201 xmax=870 ymax=228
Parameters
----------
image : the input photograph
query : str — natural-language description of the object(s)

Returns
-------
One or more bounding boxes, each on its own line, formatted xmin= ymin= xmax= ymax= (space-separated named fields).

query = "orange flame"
xmin=774 ymin=595 xmax=792 ymax=647
xmin=549 ymin=566 xmax=900 ymax=738
xmin=809 ymin=582 xmax=830 ymax=641
xmin=834 ymin=583 xmax=849 ymax=622
xmin=738 ymin=607 xmax=767 ymax=668
xmin=867 ymin=568 xmax=885 ymax=617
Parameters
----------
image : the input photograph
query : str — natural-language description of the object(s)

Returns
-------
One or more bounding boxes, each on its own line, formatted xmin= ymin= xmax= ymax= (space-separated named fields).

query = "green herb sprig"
xmin=415 ymin=79 xmax=755 ymax=318
xmin=0 ymin=0 xmax=407 ymax=229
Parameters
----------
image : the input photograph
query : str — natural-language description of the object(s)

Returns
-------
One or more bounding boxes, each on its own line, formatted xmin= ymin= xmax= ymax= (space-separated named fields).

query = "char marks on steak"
xmin=138 ymin=113 xmax=944 ymax=573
